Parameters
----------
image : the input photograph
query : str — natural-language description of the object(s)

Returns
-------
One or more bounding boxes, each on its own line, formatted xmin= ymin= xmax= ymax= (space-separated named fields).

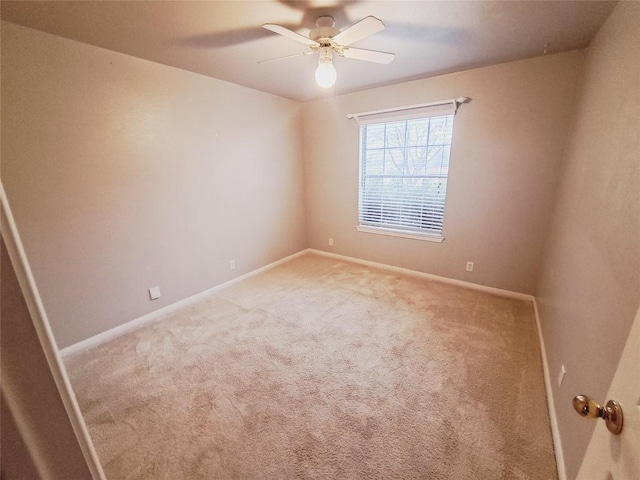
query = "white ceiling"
xmin=1 ymin=1 xmax=616 ymax=102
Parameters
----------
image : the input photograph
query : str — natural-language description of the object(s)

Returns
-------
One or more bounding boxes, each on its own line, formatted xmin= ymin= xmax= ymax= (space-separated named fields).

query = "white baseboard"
xmin=59 ymin=245 xmax=563 ymax=478
xmin=62 ymin=247 xmax=533 ymax=357
xmin=532 ymin=299 xmax=566 ymax=480
xmin=308 ymin=249 xmax=535 ymax=302
xmin=62 ymin=248 xmax=533 ymax=357
xmin=60 ymin=249 xmax=309 ymax=357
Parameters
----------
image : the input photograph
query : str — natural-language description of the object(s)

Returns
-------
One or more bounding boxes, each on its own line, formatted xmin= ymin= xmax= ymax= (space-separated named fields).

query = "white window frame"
xmin=350 ymin=99 xmax=464 ymax=242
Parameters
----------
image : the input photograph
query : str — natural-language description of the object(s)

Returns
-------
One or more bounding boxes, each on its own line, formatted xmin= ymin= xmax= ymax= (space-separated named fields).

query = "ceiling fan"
xmin=261 ymin=15 xmax=395 ymax=88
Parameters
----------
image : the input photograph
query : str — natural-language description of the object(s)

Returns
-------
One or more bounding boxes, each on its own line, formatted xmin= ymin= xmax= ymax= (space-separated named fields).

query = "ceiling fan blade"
xmin=332 ymin=16 xmax=385 ymax=46
xmin=262 ymin=24 xmax=319 ymax=46
xmin=341 ymin=47 xmax=395 ymax=64
xmin=258 ymin=51 xmax=315 ymax=64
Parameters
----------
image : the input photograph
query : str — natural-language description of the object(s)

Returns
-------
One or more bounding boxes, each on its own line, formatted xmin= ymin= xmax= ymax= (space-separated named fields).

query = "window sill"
xmin=356 ymin=226 xmax=445 ymax=243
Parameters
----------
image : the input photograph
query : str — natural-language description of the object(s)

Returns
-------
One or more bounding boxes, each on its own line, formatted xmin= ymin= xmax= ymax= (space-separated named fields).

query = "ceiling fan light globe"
xmin=315 ymin=62 xmax=337 ymax=88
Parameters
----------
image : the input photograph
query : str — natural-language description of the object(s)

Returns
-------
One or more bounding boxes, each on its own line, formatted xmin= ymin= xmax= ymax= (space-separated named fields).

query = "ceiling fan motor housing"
xmin=310 ymin=16 xmax=339 ymax=45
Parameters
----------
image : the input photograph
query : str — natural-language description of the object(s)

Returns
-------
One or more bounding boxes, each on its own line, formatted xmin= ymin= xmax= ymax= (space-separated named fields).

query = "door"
xmin=576 ymin=305 xmax=640 ymax=479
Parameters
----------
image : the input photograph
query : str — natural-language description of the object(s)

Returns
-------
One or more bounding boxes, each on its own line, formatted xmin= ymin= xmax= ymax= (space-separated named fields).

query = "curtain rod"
xmin=346 ymin=96 xmax=470 ymax=120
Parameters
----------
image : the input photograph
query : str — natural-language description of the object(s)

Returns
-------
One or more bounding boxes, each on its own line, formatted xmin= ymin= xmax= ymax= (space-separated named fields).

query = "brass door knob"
xmin=573 ymin=395 xmax=624 ymax=434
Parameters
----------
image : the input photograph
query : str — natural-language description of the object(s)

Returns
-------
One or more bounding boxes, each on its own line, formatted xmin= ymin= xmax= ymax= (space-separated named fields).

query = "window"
xmin=354 ymin=101 xmax=458 ymax=241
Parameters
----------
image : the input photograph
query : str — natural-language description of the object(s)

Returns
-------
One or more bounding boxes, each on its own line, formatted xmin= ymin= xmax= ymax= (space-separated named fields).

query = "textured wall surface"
xmin=535 ymin=2 xmax=640 ymax=478
xmin=1 ymin=22 xmax=307 ymax=348
xmin=1 ymin=4 xmax=638 ymax=479
xmin=303 ymin=50 xmax=584 ymax=295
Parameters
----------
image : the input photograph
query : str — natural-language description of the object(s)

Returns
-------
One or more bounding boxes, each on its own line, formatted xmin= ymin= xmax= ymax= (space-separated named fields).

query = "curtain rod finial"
xmin=456 ymin=96 xmax=471 ymax=104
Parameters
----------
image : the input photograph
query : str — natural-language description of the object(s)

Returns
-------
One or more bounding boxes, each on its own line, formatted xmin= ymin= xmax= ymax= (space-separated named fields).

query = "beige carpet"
xmin=65 ymin=253 xmax=557 ymax=479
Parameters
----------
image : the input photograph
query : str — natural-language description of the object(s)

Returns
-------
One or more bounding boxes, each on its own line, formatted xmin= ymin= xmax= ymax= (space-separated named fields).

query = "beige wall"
xmin=3 ymin=9 xmax=638 ymax=478
xmin=303 ymin=50 xmax=584 ymax=294
xmin=535 ymin=2 xmax=640 ymax=478
xmin=1 ymin=239 xmax=91 ymax=479
xmin=1 ymin=22 xmax=307 ymax=348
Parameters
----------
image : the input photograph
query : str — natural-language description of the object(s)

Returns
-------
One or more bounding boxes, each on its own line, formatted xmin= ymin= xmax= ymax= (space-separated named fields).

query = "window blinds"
xmin=356 ymin=101 xmax=458 ymax=237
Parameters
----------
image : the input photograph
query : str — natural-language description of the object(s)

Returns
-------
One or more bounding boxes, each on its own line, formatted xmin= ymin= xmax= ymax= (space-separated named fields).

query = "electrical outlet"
xmin=466 ymin=261 xmax=474 ymax=272
xmin=328 ymin=238 xmax=334 ymax=247
xmin=557 ymin=365 xmax=566 ymax=387
xmin=149 ymin=286 xmax=161 ymax=300
xmin=229 ymin=260 xmax=236 ymax=270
